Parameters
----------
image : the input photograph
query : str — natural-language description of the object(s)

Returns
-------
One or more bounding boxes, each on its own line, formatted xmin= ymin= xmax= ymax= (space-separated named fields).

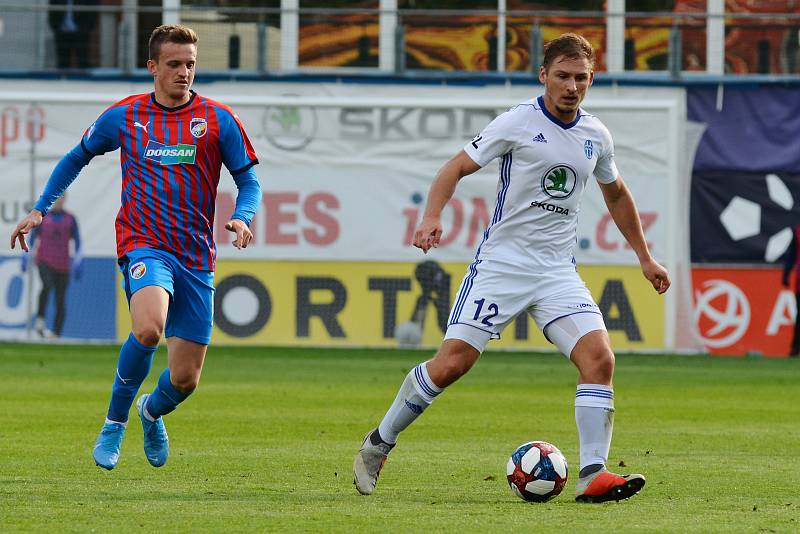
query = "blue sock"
xmin=145 ymin=369 xmax=190 ymax=420
xmin=106 ymin=333 xmax=157 ymax=423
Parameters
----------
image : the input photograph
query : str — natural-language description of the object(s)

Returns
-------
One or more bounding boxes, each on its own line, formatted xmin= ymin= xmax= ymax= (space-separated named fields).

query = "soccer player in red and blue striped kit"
xmin=10 ymin=25 xmax=262 ymax=470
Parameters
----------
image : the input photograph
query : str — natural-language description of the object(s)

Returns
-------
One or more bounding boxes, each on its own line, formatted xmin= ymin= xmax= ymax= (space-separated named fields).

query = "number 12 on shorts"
xmin=473 ymin=298 xmax=499 ymax=326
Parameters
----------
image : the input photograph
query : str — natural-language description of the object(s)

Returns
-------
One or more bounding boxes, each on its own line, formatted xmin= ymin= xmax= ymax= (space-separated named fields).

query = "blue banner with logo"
xmin=689 ymin=88 xmax=800 ymax=263
xmin=691 ymin=171 xmax=800 ymax=263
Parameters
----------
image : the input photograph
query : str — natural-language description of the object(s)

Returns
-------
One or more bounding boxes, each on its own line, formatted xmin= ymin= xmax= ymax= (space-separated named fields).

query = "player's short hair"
xmin=148 ymin=24 xmax=198 ymax=61
xmin=542 ymin=33 xmax=594 ymax=70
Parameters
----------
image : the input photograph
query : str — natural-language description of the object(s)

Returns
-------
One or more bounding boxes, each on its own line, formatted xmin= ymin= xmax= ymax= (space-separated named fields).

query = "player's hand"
xmin=413 ymin=216 xmax=443 ymax=254
xmin=10 ymin=210 xmax=43 ymax=252
xmin=641 ymin=257 xmax=670 ymax=294
xmin=225 ymin=219 xmax=253 ymax=250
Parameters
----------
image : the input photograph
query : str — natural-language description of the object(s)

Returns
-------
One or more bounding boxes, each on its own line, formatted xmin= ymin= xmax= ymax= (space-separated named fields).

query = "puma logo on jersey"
xmin=134 ymin=121 xmax=150 ymax=134
xmin=532 ymin=132 xmax=547 ymax=143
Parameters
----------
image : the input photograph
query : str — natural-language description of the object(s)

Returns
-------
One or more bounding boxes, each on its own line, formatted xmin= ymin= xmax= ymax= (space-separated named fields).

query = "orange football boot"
xmin=575 ymin=469 xmax=646 ymax=503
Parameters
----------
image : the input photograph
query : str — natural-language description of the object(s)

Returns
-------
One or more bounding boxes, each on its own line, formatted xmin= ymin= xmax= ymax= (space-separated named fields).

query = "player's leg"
xmin=93 ymin=253 xmax=172 ymax=470
xmin=93 ymin=285 xmax=167 ymax=469
xmin=354 ymin=337 xmax=484 ymax=495
xmin=137 ymin=258 xmax=214 ymax=467
xmin=54 ymin=32 xmax=69 ymax=69
xmin=141 ymin=338 xmax=207 ymax=422
xmin=376 ymin=336 xmax=483 ymax=446
xmin=147 ymin=337 xmax=207 ymax=415
xmin=93 ymin=286 xmax=168 ymax=469
xmin=355 ymin=259 xmax=521 ymax=495
xmin=535 ymin=269 xmax=643 ymax=502
xmin=136 ymin=338 xmax=206 ymax=467
xmin=567 ymin=327 xmax=615 ymax=475
xmin=52 ymin=270 xmax=69 ymax=337
xmin=35 ymin=263 xmax=53 ymax=336
xmin=547 ymin=315 xmax=645 ymax=502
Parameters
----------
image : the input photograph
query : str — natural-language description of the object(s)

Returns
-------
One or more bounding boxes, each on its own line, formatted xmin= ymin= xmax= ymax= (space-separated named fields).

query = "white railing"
xmin=0 ymin=1 xmax=799 ymax=77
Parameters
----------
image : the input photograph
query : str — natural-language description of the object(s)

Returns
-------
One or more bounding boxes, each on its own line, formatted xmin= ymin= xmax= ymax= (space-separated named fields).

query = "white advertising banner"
xmin=0 ymin=85 xmax=682 ymax=265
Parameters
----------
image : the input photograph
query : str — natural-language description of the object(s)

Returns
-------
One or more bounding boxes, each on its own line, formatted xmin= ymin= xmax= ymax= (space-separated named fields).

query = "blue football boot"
xmin=93 ymin=422 xmax=126 ymax=470
xmin=136 ymin=394 xmax=169 ymax=467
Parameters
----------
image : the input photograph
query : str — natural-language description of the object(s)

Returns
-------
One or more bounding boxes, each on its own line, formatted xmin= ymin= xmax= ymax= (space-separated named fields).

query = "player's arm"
xmin=10 ymin=106 xmax=121 ymax=252
xmin=599 ymin=176 xmax=670 ymax=294
xmin=218 ymin=106 xmax=261 ymax=250
xmin=225 ymin=166 xmax=262 ymax=249
xmin=414 ymin=150 xmax=481 ymax=253
xmin=414 ymin=106 xmax=518 ymax=253
xmin=10 ymin=144 xmax=93 ymax=251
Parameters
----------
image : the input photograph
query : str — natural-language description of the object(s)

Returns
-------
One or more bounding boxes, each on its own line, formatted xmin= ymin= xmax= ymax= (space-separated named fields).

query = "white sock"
xmin=575 ymin=384 xmax=614 ymax=474
xmin=377 ymin=362 xmax=443 ymax=444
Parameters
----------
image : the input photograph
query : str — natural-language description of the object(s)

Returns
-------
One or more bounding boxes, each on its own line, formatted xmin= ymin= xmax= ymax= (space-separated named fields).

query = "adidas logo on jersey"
xmin=532 ymin=133 xmax=547 ymax=143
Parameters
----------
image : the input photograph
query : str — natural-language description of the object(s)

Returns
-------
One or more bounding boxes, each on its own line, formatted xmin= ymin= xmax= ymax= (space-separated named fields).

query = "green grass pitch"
xmin=0 ymin=343 xmax=798 ymax=532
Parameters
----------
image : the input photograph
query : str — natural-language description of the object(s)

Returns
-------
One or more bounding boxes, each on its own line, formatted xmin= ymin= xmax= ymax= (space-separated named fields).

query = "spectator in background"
xmin=23 ymin=194 xmax=82 ymax=338
xmin=782 ymin=223 xmax=800 ymax=357
xmin=49 ymin=0 xmax=99 ymax=69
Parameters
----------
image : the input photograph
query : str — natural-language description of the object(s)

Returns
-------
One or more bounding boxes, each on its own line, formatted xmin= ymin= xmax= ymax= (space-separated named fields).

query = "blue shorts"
xmin=119 ymin=247 xmax=215 ymax=345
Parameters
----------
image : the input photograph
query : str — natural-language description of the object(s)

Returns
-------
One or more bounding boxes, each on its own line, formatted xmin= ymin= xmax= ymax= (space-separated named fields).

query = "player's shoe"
xmin=136 ymin=394 xmax=169 ymax=467
xmin=34 ymin=317 xmax=46 ymax=337
xmin=575 ymin=468 xmax=646 ymax=503
xmin=353 ymin=429 xmax=394 ymax=495
xmin=93 ymin=422 xmax=126 ymax=470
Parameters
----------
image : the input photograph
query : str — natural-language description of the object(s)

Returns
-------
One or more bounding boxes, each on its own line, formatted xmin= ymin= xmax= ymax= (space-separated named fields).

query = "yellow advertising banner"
xmin=117 ymin=261 xmax=664 ymax=351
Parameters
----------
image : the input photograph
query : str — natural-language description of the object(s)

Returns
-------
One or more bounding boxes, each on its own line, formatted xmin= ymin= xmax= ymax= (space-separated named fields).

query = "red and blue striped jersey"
xmin=82 ymin=91 xmax=258 ymax=271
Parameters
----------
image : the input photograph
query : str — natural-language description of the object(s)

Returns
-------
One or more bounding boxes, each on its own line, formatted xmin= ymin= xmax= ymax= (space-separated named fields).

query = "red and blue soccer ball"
xmin=506 ymin=441 xmax=568 ymax=502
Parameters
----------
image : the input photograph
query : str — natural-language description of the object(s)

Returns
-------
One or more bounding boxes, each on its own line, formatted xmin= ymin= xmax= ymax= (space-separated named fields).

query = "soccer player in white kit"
xmin=353 ymin=33 xmax=670 ymax=503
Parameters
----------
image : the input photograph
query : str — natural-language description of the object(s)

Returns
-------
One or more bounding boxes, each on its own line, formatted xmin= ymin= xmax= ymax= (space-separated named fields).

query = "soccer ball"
xmin=395 ymin=321 xmax=423 ymax=348
xmin=506 ymin=441 xmax=568 ymax=502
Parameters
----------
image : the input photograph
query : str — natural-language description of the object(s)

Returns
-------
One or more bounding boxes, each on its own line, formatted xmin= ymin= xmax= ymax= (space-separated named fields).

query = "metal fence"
xmin=0 ymin=2 xmax=799 ymax=79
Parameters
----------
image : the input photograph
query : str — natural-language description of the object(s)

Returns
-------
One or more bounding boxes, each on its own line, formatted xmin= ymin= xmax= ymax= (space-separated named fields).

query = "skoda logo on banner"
xmin=262 ymin=100 xmax=318 ymax=151
xmin=693 ymin=279 xmax=751 ymax=348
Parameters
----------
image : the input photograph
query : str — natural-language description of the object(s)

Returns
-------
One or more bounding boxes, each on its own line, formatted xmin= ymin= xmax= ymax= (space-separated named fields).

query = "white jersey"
xmin=464 ymin=96 xmax=618 ymax=270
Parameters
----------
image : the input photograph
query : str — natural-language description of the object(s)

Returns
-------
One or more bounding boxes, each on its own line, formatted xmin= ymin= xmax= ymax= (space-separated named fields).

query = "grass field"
xmin=0 ymin=343 xmax=798 ymax=533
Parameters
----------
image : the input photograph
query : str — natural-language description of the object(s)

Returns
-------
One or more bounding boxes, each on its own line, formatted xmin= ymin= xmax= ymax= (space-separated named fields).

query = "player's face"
xmin=539 ymin=55 xmax=593 ymax=121
xmin=148 ymin=42 xmax=197 ymax=107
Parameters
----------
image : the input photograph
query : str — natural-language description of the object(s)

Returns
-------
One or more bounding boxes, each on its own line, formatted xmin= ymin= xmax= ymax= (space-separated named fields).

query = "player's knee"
xmin=583 ymin=349 xmax=615 ymax=383
xmin=427 ymin=340 xmax=480 ymax=387
xmin=171 ymin=375 xmax=199 ymax=394
xmin=440 ymin=351 xmax=476 ymax=382
xmin=131 ymin=324 xmax=163 ymax=347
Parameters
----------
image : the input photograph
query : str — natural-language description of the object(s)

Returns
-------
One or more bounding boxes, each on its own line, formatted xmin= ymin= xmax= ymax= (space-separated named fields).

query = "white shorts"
xmin=444 ymin=259 xmax=606 ymax=356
